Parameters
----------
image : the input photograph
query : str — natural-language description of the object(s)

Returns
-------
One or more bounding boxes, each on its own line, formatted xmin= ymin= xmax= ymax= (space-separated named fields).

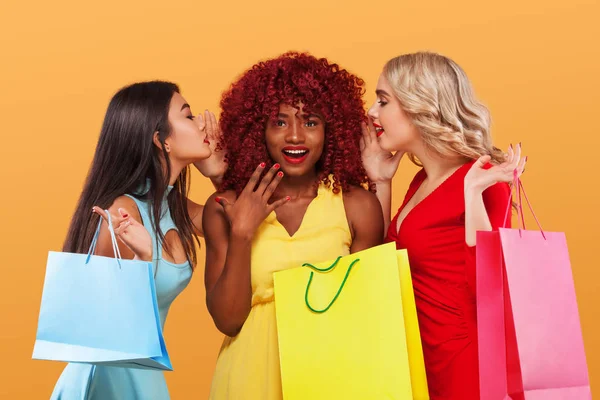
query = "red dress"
xmin=386 ymin=161 xmax=510 ymax=400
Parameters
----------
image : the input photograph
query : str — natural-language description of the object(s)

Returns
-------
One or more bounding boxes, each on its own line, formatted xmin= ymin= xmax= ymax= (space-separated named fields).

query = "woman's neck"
xmin=411 ymin=143 xmax=468 ymax=182
xmin=164 ymin=158 xmax=186 ymax=186
xmin=273 ymin=169 xmax=319 ymax=199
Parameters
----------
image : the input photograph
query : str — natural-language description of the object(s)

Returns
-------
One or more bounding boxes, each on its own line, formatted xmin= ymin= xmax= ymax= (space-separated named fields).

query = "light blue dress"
xmin=51 ymin=185 xmax=192 ymax=400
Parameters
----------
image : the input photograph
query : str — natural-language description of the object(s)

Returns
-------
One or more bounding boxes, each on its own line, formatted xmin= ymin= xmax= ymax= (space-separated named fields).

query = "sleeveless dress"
xmin=386 ymin=161 xmax=510 ymax=399
xmin=51 ymin=185 xmax=193 ymax=400
xmin=209 ymin=183 xmax=352 ymax=400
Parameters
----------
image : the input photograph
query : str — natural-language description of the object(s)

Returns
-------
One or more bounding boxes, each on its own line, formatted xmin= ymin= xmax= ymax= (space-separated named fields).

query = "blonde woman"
xmin=361 ymin=52 xmax=526 ymax=399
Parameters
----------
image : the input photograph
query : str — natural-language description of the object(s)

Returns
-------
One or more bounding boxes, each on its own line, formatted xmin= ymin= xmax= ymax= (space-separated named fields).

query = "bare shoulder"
xmin=108 ymin=195 xmax=142 ymax=221
xmin=190 ymin=191 xmax=237 ymax=237
xmin=342 ymin=185 xmax=383 ymax=228
xmin=204 ymin=190 xmax=237 ymax=215
xmin=342 ymin=185 xmax=380 ymax=210
xmin=94 ymin=195 xmax=142 ymax=259
xmin=202 ymin=189 xmax=237 ymax=266
xmin=342 ymin=185 xmax=384 ymax=249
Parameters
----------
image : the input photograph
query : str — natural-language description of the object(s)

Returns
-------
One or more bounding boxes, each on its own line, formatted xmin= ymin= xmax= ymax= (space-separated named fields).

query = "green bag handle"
xmin=302 ymin=256 xmax=360 ymax=314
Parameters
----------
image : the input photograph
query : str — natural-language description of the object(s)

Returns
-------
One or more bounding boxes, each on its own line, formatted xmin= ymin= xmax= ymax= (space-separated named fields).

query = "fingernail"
xmin=122 ymin=213 xmax=129 ymax=218
xmin=510 ymin=143 xmax=513 ymax=149
xmin=215 ymin=197 xmax=221 ymax=203
xmin=273 ymin=163 xmax=280 ymax=169
xmin=525 ymin=156 xmax=528 ymax=161
xmin=278 ymin=171 xmax=284 ymax=177
xmin=260 ymin=162 xmax=266 ymax=168
xmin=286 ymin=196 xmax=291 ymax=201
xmin=518 ymin=142 xmax=522 ymax=147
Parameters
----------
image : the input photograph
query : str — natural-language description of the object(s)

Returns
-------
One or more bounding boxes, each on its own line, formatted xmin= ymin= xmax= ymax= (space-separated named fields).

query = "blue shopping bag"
xmin=32 ymin=211 xmax=172 ymax=371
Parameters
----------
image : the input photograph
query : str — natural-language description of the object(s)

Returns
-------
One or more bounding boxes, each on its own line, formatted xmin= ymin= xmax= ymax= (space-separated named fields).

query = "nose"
xmin=285 ymin=118 xmax=306 ymax=144
xmin=367 ymin=102 xmax=378 ymax=120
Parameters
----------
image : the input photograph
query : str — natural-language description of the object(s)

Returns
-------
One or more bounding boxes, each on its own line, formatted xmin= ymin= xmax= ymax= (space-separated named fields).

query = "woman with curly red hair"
xmin=202 ymin=52 xmax=383 ymax=399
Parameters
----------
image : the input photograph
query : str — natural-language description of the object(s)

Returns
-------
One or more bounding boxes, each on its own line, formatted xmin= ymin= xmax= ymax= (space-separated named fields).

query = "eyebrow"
xmin=376 ymin=89 xmax=390 ymax=97
xmin=181 ymin=103 xmax=191 ymax=111
xmin=277 ymin=112 xmax=322 ymax=121
xmin=302 ymin=113 xmax=322 ymax=120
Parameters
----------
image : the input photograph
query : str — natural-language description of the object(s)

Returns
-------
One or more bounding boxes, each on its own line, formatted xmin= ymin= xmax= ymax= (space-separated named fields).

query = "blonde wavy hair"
xmin=383 ymin=52 xmax=505 ymax=166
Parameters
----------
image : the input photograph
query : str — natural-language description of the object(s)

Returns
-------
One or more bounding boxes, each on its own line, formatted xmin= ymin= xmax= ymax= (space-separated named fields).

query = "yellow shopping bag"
xmin=274 ymin=242 xmax=429 ymax=400
xmin=397 ymin=250 xmax=429 ymax=400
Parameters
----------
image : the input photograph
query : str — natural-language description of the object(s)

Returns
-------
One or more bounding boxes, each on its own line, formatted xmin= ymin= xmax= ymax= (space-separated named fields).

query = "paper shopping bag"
xmin=33 ymin=212 xmax=171 ymax=371
xmin=274 ymin=242 xmax=428 ymax=399
xmin=477 ymin=177 xmax=590 ymax=399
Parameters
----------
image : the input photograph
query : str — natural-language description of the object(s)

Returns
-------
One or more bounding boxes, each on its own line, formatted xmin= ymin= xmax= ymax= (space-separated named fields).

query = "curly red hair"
xmin=218 ymin=52 xmax=372 ymax=195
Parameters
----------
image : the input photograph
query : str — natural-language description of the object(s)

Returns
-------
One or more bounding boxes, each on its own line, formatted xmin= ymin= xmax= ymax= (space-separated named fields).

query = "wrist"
xmin=464 ymin=181 xmax=485 ymax=196
xmin=230 ymin=225 xmax=255 ymax=243
xmin=134 ymin=251 xmax=153 ymax=262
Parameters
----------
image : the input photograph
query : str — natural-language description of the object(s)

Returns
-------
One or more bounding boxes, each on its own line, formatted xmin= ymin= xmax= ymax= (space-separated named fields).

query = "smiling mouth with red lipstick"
xmin=281 ymin=146 xmax=309 ymax=164
xmin=373 ymin=123 xmax=385 ymax=137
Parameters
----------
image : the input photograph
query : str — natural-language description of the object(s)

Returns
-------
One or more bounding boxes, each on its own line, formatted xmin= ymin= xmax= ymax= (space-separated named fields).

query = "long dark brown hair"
xmin=63 ymin=81 xmax=199 ymax=268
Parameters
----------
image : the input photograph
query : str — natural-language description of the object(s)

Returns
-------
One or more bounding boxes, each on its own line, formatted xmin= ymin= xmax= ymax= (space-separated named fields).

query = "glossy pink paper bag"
xmin=476 ymin=176 xmax=590 ymax=399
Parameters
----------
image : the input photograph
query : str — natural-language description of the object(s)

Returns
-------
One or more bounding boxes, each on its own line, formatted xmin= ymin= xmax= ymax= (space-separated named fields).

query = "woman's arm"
xmin=203 ymin=165 xmax=288 ymax=336
xmin=343 ymin=186 xmax=385 ymax=253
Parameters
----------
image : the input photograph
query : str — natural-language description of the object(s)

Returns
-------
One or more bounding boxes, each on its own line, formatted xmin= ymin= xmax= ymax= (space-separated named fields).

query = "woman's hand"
xmin=92 ymin=207 xmax=152 ymax=262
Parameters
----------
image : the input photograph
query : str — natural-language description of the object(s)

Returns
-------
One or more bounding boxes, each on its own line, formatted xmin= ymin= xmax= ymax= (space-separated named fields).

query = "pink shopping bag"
xmin=476 ymin=174 xmax=590 ymax=399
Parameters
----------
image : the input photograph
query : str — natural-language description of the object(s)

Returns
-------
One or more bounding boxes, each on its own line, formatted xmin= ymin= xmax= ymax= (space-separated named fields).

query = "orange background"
xmin=0 ymin=0 xmax=598 ymax=397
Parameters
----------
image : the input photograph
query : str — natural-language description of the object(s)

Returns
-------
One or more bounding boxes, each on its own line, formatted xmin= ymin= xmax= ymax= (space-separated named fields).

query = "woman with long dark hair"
xmin=51 ymin=80 xmax=224 ymax=399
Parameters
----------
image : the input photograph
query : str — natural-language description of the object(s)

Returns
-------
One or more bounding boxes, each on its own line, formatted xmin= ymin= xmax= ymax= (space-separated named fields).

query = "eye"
xmin=187 ymin=115 xmax=195 ymax=120
xmin=305 ymin=120 xmax=318 ymax=127
xmin=275 ymin=120 xmax=286 ymax=127
xmin=378 ymin=99 xmax=388 ymax=107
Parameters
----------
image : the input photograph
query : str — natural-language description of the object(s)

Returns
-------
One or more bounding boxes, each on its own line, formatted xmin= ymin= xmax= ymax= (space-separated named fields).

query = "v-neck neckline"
xmin=395 ymin=162 xmax=470 ymax=235
xmin=273 ymin=185 xmax=323 ymax=238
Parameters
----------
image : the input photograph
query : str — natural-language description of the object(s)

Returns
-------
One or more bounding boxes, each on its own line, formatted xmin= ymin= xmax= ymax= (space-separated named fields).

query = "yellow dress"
xmin=209 ymin=183 xmax=352 ymax=400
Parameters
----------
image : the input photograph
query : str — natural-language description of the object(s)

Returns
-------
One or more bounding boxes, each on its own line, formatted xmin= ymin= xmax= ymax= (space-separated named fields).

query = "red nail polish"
xmin=274 ymin=163 xmax=280 ymax=169
xmin=215 ymin=197 xmax=221 ymax=203
xmin=510 ymin=143 xmax=513 ymax=149
xmin=286 ymin=196 xmax=291 ymax=201
xmin=277 ymin=171 xmax=284 ymax=177
xmin=518 ymin=142 xmax=522 ymax=147
xmin=525 ymin=156 xmax=528 ymax=161
xmin=260 ymin=162 xmax=266 ymax=168
xmin=122 ymin=213 xmax=129 ymax=218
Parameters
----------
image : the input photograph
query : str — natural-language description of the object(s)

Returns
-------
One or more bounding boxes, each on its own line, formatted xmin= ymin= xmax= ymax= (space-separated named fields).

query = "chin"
xmin=191 ymin=152 xmax=211 ymax=163
xmin=280 ymin=166 xmax=309 ymax=176
xmin=380 ymin=136 xmax=408 ymax=153
xmin=280 ymin=162 xmax=318 ymax=177
xmin=379 ymin=137 xmax=394 ymax=152
xmin=200 ymin=149 xmax=212 ymax=159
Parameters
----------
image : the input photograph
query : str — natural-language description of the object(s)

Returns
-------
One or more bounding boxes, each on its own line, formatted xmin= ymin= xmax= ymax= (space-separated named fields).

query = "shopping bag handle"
xmin=302 ymin=257 xmax=360 ymax=314
xmin=502 ymin=169 xmax=546 ymax=239
xmin=85 ymin=210 xmax=123 ymax=267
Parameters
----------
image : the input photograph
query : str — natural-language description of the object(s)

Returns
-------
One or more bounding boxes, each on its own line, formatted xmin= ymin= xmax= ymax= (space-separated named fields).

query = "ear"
xmin=153 ymin=131 xmax=171 ymax=153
